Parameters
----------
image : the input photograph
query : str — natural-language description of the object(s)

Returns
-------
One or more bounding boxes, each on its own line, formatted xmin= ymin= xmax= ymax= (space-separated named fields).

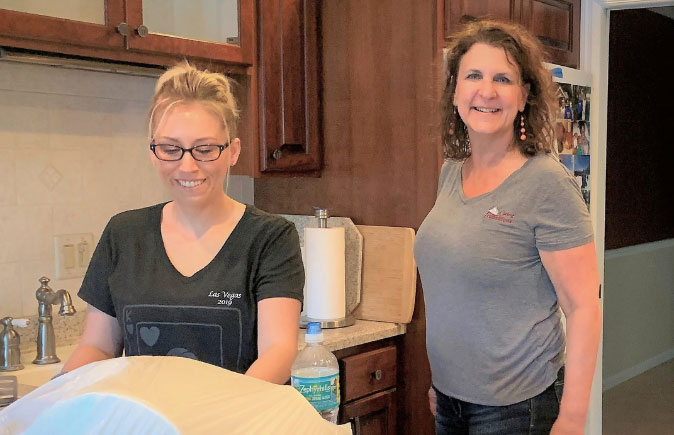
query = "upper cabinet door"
xmin=0 ymin=0 xmax=254 ymax=66
xmin=444 ymin=0 xmax=520 ymax=39
xmin=441 ymin=0 xmax=580 ymax=69
xmin=521 ymin=0 xmax=580 ymax=68
xmin=0 ymin=0 xmax=125 ymax=49
xmin=257 ymin=0 xmax=321 ymax=174
xmin=125 ymin=0 xmax=254 ymax=65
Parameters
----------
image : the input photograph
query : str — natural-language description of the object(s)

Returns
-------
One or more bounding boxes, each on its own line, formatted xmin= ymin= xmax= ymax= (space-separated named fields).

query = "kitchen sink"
xmin=13 ymin=344 xmax=77 ymax=394
xmin=16 ymin=363 xmax=63 ymax=388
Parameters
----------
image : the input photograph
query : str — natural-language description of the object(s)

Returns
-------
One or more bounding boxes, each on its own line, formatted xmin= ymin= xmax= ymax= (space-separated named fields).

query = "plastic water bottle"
xmin=291 ymin=322 xmax=340 ymax=424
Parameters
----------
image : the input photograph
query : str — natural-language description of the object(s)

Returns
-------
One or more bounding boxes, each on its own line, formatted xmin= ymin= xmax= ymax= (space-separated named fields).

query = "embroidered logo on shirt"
xmin=485 ymin=206 xmax=515 ymax=223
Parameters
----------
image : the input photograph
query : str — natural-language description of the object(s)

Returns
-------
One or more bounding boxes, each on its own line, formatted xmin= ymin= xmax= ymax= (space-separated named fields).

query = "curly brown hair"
xmin=442 ymin=20 xmax=557 ymax=160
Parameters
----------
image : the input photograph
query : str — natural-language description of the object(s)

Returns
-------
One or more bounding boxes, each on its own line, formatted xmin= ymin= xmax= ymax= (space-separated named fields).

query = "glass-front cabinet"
xmin=0 ymin=0 xmax=125 ymax=50
xmin=0 ymin=0 xmax=253 ymax=65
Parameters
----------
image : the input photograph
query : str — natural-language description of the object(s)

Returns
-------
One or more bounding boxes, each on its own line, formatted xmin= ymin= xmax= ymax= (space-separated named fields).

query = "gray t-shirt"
xmin=414 ymin=153 xmax=593 ymax=406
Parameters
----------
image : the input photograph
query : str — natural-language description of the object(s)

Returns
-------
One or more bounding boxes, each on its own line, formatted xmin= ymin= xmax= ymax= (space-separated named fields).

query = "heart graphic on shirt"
xmin=140 ymin=326 xmax=160 ymax=346
xmin=126 ymin=323 xmax=134 ymax=335
xmin=167 ymin=347 xmax=197 ymax=360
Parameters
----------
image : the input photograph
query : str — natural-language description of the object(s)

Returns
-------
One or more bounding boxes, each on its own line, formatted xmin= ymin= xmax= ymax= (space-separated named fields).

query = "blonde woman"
xmin=62 ymin=63 xmax=304 ymax=384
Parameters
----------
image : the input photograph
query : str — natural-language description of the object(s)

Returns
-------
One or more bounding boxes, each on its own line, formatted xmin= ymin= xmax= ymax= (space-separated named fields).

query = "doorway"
xmin=601 ymin=5 xmax=674 ymax=435
xmin=581 ymin=0 xmax=674 ymax=433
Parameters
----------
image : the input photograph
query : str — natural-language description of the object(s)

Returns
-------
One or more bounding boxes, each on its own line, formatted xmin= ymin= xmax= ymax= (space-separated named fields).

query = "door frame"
xmin=580 ymin=1 xmax=674 ymax=433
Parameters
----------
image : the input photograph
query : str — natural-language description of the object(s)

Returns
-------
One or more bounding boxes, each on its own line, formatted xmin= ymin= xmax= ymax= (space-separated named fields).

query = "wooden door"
xmin=521 ymin=0 xmax=580 ymax=68
xmin=340 ymin=389 xmax=397 ymax=435
xmin=444 ymin=0 xmax=520 ymax=39
xmin=257 ymin=0 xmax=322 ymax=173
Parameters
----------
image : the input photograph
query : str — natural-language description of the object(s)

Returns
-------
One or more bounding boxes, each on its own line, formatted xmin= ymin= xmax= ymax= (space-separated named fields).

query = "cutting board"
xmin=352 ymin=225 xmax=417 ymax=324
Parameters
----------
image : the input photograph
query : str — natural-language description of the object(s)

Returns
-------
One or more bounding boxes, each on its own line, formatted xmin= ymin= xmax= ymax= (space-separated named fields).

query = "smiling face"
xmin=151 ymin=102 xmax=241 ymax=207
xmin=453 ymin=43 xmax=529 ymax=142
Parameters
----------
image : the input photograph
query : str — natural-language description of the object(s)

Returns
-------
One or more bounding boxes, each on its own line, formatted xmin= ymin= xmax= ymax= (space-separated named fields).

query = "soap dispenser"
xmin=0 ymin=317 xmax=30 ymax=371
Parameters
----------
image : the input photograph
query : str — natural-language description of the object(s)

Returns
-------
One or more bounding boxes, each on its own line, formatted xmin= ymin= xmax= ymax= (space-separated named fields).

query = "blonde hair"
xmin=148 ymin=62 xmax=240 ymax=140
xmin=443 ymin=20 xmax=557 ymax=160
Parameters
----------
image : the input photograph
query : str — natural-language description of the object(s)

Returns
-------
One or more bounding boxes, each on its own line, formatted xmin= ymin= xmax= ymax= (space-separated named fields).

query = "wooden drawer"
xmin=340 ymin=345 xmax=397 ymax=402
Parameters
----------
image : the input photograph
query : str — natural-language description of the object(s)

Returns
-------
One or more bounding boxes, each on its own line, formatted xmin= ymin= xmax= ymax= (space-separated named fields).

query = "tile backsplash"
xmin=0 ymin=61 xmax=253 ymax=319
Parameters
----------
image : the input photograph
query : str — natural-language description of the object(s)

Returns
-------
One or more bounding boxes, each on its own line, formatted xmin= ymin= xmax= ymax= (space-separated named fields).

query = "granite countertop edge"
xmin=298 ymin=319 xmax=407 ymax=352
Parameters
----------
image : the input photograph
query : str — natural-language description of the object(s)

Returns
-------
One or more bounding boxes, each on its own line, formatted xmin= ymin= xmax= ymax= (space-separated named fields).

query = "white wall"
xmin=0 ymin=61 xmax=253 ymax=319
xmin=603 ymin=239 xmax=674 ymax=389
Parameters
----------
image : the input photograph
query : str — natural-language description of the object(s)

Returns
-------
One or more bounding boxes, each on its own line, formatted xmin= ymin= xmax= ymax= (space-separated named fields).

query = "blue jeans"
xmin=434 ymin=368 xmax=564 ymax=435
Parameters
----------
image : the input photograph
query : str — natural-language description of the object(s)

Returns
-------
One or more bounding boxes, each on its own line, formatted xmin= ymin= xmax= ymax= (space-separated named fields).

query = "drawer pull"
xmin=372 ymin=369 xmax=383 ymax=381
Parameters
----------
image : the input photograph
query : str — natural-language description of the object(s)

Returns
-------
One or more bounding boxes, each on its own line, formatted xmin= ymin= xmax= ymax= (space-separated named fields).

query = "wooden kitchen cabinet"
xmin=441 ymin=0 xmax=580 ymax=68
xmin=257 ymin=0 xmax=322 ymax=174
xmin=443 ymin=0 xmax=520 ymax=38
xmin=335 ymin=341 xmax=398 ymax=435
xmin=341 ymin=389 xmax=397 ymax=435
xmin=521 ymin=0 xmax=580 ymax=69
xmin=0 ymin=0 xmax=254 ymax=67
xmin=0 ymin=0 xmax=322 ymax=178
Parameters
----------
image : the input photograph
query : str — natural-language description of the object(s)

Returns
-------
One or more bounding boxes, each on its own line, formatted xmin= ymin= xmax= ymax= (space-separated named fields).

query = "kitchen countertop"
xmin=6 ymin=321 xmax=405 ymax=403
xmin=17 ymin=318 xmax=406 ymax=365
xmin=298 ymin=319 xmax=406 ymax=352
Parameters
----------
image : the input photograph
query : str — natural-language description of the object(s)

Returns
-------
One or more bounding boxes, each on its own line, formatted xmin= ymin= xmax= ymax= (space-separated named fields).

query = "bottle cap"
xmin=305 ymin=321 xmax=324 ymax=343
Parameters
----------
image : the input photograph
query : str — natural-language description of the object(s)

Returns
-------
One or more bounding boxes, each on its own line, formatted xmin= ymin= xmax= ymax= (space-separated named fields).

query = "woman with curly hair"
xmin=415 ymin=20 xmax=600 ymax=434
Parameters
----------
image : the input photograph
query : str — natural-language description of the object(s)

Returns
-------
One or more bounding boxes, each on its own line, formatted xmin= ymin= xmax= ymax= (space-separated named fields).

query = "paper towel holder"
xmin=300 ymin=207 xmax=356 ymax=329
xmin=313 ymin=206 xmax=329 ymax=228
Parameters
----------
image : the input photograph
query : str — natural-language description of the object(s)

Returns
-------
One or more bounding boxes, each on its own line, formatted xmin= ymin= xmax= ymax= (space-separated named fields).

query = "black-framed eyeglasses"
xmin=150 ymin=142 xmax=230 ymax=162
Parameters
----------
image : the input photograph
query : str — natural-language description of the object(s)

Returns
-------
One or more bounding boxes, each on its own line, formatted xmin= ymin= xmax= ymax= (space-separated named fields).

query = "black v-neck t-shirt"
xmin=78 ymin=203 xmax=304 ymax=373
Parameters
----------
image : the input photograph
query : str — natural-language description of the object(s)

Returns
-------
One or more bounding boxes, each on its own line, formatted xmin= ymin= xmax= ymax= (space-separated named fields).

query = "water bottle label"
xmin=291 ymin=373 xmax=340 ymax=411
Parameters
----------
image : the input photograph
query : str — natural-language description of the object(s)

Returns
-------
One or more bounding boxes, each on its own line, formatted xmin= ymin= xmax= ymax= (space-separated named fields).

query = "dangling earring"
xmin=463 ymin=123 xmax=471 ymax=154
xmin=519 ymin=114 xmax=527 ymax=141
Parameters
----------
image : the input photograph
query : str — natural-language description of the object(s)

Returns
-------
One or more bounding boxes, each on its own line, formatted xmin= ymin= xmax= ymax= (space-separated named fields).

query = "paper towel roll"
xmin=304 ymin=227 xmax=346 ymax=320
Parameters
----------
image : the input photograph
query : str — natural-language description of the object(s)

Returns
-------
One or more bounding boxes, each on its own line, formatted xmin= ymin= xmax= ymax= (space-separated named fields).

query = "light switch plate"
xmin=54 ymin=233 xmax=94 ymax=280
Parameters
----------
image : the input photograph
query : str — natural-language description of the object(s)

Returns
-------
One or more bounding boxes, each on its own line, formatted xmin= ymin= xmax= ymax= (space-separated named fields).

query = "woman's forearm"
xmin=245 ymin=343 xmax=298 ymax=384
xmin=61 ymin=343 xmax=116 ymax=373
xmin=559 ymin=302 xmax=602 ymax=424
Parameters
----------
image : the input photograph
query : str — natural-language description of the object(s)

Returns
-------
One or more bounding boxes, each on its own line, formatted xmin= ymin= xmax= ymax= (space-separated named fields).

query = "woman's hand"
xmin=428 ymin=387 xmax=437 ymax=416
xmin=550 ymin=414 xmax=585 ymax=435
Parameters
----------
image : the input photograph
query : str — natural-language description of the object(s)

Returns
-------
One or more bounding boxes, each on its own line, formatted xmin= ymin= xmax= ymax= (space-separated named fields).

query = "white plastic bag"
xmin=0 ymin=356 xmax=352 ymax=435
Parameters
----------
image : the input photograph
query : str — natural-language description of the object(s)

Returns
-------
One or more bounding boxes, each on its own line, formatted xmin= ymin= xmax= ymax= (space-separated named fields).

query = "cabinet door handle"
xmin=372 ymin=369 xmax=383 ymax=381
xmin=272 ymin=149 xmax=283 ymax=160
xmin=351 ymin=416 xmax=361 ymax=435
xmin=136 ymin=25 xmax=149 ymax=38
xmin=116 ymin=22 xmax=130 ymax=36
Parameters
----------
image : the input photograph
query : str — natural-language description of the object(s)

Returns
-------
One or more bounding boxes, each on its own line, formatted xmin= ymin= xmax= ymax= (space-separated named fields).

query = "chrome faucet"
xmin=0 ymin=317 xmax=29 ymax=371
xmin=33 ymin=276 xmax=76 ymax=365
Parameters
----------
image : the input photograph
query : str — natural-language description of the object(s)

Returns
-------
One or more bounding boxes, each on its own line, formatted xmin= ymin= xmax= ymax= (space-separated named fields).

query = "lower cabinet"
xmin=335 ymin=341 xmax=399 ymax=434
xmin=340 ymin=389 xmax=397 ymax=435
